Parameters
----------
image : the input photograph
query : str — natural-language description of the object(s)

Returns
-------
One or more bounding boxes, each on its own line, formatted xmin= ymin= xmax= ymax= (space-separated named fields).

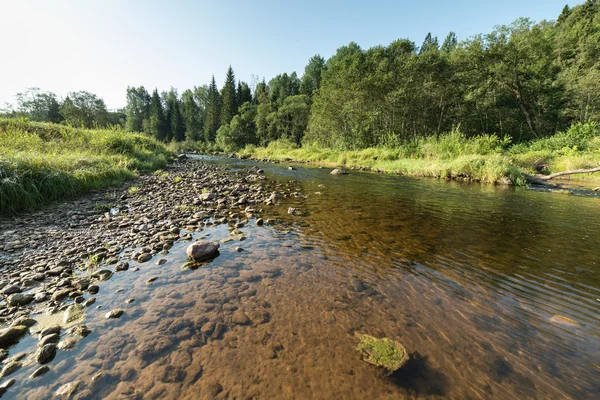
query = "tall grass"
xmin=0 ymin=118 xmax=172 ymax=213
xmin=238 ymin=123 xmax=600 ymax=185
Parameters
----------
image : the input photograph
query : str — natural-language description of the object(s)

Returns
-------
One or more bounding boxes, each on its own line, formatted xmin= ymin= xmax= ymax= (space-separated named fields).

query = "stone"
xmin=156 ymin=258 xmax=167 ymax=265
xmin=106 ymin=309 xmax=124 ymax=319
xmin=70 ymin=325 xmax=91 ymax=337
xmin=39 ymin=333 xmax=60 ymax=347
xmin=0 ymin=361 xmax=22 ymax=378
xmin=63 ymin=304 xmax=85 ymax=324
xmin=30 ymin=365 xmax=50 ymax=379
xmin=231 ymin=310 xmax=250 ymax=325
xmin=52 ymin=288 xmax=72 ymax=301
xmin=1 ymin=285 xmax=21 ymax=296
xmin=186 ymin=241 xmax=220 ymax=262
xmin=91 ymin=269 xmax=113 ymax=281
xmin=88 ymin=285 xmax=99 ymax=294
xmin=57 ymin=337 xmax=78 ymax=350
xmin=200 ymin=192 xmax=217 ymax=201
xmin=36 ymin=344 xmax=57 ymax=364
xmin=330 ymin=168 xmax=349 ymax=175
xmin=115 ymin=261 xmax=129 ymax=271
xmin=56 ymin=381 xmax=81 ymax=398
xmin=40 ymin=325 xmax=61 ymax=337
xmin=0 ymin=378 xmax=15 ymax=396
xmin=137 ymin=253 xmax=152 ymax=263
xmin=12 ymin=316 xmax=36 ymax=328
xmin=7 ymin=293 xmax=34 ymax=306
xmin=287 ymin=207 xmax=302 ymax=216
xmin=256 ymin=218 xmax=264 ymax=226
xmin=0 ymin=325 xmax=28 ymax=348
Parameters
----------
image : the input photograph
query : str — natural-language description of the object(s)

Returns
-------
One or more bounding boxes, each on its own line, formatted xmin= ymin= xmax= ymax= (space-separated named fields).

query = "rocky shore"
xmin=0 ymin=158 xmax=296 ymax=397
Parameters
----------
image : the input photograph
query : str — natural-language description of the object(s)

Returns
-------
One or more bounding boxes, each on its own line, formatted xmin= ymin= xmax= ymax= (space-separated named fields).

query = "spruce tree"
xmin=204 ymin=76 xmax=221 ymax=142
xmin=220 ymin=66 xmax=237 ymax=126
xmin=147 ymin=89 xmax=167 ymax=141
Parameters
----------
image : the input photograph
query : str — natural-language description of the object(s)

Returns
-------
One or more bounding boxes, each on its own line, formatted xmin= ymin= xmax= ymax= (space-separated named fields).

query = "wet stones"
xmin=147 ymin=276 xmax=158 ymax=285
xmin=0 ymin=378 xmax=15 ymax=396
xmin=7 ymin=293 xmax=34 ymax=307
xmin=91 ymin=269 xmax=113 ymax=281
xmin=105 ymin=309 xmax=124 ymax=319
xmin=0 ymin=361 xmax=22 ymax=378
xmin=36 ymin=343 xmax=57 ymax=364
xmin=40 ymin=325 xmax=61 ymax=337
xmin=0 ymin=325 xmax=28 ymax=348
xmin=57 ymin=337 xmax=78 ymax=350
xmin=70 ymin=325 xmax=91 ymax=337
xmin=186 ymin=241 xmax=220 ymax=262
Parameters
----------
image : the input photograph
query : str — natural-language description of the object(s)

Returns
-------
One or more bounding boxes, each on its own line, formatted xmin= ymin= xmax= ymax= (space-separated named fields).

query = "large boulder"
xmin=186 ymin=241 xmax=220 ymax=262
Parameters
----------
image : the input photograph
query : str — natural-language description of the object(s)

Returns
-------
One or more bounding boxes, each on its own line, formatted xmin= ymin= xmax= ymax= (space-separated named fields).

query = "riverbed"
xmin=1 ymin=156 xmax=599 ymax=399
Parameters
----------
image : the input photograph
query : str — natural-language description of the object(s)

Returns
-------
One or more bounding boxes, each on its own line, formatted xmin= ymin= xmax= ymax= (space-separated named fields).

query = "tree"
xmin=220 ymin=66 xmax=237 ymax=126
xmin=419 ymin=32 xmax=439 ymax=54
xmin=181 ymin=89 xmax=202 ymax=141
xmin=59 ymin=91 xmax=108 ymax=128
xmin=216 ymin=103 xmax=258 ymax=151
xmin=204 ymin=76 xmax=221 ymax=142
xmin=166 ymin=90 xmax=185 ymax=142
xmin=300 ymin=55 xmax=326 ymax=96
xmin=15 ymin=88 xmax=61 ymax=123
xmin=147 ymin=89 xmax=167 ymax=141
xmin=124 ymin=86 xmax=150 ymax=132
xmin=237 ymin=81 xmax=252 ymax=107
xmin=441 ymin=32 xmax=458 ymax=53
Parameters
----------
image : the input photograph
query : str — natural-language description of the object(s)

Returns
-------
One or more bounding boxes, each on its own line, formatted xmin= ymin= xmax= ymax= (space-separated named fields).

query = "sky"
xmin=0 ymin=0 xmax=577 ymax=110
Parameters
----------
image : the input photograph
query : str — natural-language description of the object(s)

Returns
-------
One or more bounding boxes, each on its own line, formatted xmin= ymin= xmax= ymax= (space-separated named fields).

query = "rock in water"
xmin=63 ymin=304 xmax=85 ymax=324
xmin=56 ymin=381 xmax=81 ymax=398
xmin=7 ymin=293 xmax=34 ymax=307
xmin=330 ymin=168 xmax=349 ymax=175
xmin=36 ymin=344 xmax=57 ymax=364
xmin=105 ymin=309 xmax=124 ymax=319
xmin=0 ymin=326 xmax=28 ymax=348
xmin=232 ymin=310 xmax=250 ymax=325
xmin=186 ymin=241 xmax=220 ymax=262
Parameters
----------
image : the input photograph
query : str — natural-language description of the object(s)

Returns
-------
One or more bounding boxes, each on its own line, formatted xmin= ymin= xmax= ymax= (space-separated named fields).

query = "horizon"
xmin=0 ymin=0 xmax=577 ymax=110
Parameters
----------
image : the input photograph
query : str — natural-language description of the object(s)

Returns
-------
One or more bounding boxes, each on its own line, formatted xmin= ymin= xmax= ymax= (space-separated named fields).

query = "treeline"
xmin=0 ymin=89 xmax=125 ymax=128
xmin=3 ymin=1 xmax=599 ymax=151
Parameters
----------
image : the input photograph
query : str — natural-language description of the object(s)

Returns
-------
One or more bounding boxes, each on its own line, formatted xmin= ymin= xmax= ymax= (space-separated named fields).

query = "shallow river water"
xmin=9 ymin=156 xmax=600 ymax=399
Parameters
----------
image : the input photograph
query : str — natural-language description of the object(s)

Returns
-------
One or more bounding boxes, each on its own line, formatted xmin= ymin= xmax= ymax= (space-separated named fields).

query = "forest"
xmin=2 ymin=2 xmax=599 ymax=153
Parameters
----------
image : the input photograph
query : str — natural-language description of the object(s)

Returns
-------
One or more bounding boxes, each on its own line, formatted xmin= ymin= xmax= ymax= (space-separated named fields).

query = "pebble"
xmin=36 ymin=344 xmax=57 ymax=364
xmin=30 ymin=365 xmax=50 ymax=379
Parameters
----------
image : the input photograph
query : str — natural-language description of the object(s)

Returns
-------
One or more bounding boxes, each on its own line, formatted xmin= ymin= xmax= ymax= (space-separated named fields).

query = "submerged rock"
xmin=63 ymin=304 xmax=85 ymax=324
xmin=186 ymin=241 xmax=220 ymax=262
xmin=30 ymin=365 xmax=50 ymax=379
xmin=56 ymin=380 xmax=81 ymax=398
xmin=232 ymin=310 xmax=250 ymax=325
xmin=356 ymin=334 xmax=409 ymax=375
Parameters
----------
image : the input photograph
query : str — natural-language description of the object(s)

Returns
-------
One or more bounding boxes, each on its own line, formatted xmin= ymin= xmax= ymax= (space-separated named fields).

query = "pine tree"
xmin=237 ymin=81 xmax=253 ymax=107
xmin=419 ymin=32 xmax=439 ymax=54
xmin=147 ymin=89 xmax=167 ymax=141
xmin=204 ymin=76 xmax=221 ymax=142
xmin=220 ymin=66 xmax=237 ymax=126
xmin=170 ymin=98 xmax=185 ymax=142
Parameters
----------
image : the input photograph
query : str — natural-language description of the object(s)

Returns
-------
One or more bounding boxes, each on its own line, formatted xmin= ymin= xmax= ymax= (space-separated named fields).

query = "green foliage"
xmin=0 ymin=118 xmax=171 ymax=213
xmin=125 ymin=86 xmax=151 ymax=132
xmin=204 ymin=76 xmax=221 ymax=142
xmin=356 ymin=334 xmax=409 ymax=374
xmin=220 ymin=66 xmax=237 ymax=126
xmin=60 ymin=91 xmax=109 ymax=128
xmin=146 ymin=89 xmax=167 ymax=141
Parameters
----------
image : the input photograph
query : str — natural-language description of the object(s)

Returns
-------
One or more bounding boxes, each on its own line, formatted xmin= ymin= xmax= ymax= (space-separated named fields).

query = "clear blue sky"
xmin=0 ymin=0 xmax=577 ymax=109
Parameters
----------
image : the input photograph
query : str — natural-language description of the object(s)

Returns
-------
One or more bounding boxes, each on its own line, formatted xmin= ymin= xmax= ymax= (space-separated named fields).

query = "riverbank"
xmin=0 ymin=119 xmax=172 ymax=214
xmin=233 ymin=124 xmax=600 ymax=186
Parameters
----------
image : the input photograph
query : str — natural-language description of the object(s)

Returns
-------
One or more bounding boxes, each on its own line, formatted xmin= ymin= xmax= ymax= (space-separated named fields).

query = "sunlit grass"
xmin=0 ymin=118 xmax=172 ymax=213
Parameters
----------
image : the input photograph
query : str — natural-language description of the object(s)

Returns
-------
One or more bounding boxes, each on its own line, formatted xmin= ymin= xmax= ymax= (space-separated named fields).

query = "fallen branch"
xmin=524 ymin=174 xmax=561 ymax=188
xmin=536 ymin=165 xmax=600 ymax=181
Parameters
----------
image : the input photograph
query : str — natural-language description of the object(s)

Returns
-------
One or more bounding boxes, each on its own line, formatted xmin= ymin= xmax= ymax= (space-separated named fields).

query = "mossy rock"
xmin=356 ymin=334 xmax=409 ymax=374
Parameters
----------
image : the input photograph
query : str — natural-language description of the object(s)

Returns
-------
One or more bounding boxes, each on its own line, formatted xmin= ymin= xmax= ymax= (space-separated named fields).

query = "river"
xmin=7 ymin=156 xmax=600 ymax=399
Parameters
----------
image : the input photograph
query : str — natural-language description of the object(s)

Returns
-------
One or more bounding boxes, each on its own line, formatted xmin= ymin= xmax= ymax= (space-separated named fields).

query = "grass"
xmin=356 ymin=334 xmax=410 ymax=374
xmin=237 ymin=123 xmax=600 ymax=186
xmin=0 ymin=118 xmax=172 ymax=214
